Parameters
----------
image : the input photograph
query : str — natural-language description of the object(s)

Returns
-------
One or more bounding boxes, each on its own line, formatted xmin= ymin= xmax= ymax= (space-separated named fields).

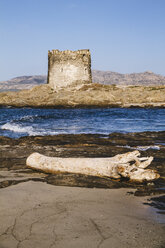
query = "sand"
xmin=0 ymin=181 xmax=164 ymax=248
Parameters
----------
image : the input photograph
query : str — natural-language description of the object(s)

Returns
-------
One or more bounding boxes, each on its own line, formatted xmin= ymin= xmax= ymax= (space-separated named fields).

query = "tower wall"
xmin=47 ymin=49 xmax=92 ymax=89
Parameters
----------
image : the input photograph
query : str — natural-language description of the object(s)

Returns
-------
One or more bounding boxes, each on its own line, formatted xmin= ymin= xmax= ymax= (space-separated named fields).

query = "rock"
xmin=0 ymin=83 xmax=164 ymax=108
xmin=0 ymin=132 xmax=164 ymax=191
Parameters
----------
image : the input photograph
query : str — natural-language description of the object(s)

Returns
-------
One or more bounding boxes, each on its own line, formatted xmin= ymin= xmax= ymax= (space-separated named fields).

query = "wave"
xmin=1 ymin=122 xmax=34 ymax=135
xmin=17 ymin=114 xmax=59 ymax=122
xmin=0 ymin=122 xmax=63 ymax=136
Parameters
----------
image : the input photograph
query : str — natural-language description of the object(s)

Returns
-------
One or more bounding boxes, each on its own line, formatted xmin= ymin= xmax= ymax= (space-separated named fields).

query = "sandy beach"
xmin=0 ymin=181 xmax=164 ymax=248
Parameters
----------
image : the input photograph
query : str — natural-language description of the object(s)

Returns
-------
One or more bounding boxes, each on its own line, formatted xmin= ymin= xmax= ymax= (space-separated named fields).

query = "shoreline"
xmin=0 ymin=84 xmax=164 ymax=108
xmin=0 ymin=131 xmax=164 ymax=193
xmin=0 ymin=104 xmax=165 ymax=109
xmin=0 ymin=103 xmax=165 ymax=109
xmin=0 ymin=182 xmax=164 ymax=247
xmin=0 ymin=132 xmax=165 ymax=247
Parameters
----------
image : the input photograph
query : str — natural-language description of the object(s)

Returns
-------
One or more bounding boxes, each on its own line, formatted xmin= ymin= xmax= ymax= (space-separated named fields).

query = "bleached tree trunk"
xmin=26 ymin=151 xmax=159 ymax=182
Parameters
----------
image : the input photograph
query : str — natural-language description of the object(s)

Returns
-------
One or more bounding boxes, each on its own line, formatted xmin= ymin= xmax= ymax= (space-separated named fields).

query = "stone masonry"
xmin=47 ymin=49 xmax=92 ymax=89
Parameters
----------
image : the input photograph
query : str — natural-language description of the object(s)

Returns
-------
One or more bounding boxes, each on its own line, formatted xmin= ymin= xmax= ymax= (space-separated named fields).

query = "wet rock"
xmin=0 ymin=132 xmax=164 ymax=193
xmin=144 ymin=195 xmax=165 ymax=215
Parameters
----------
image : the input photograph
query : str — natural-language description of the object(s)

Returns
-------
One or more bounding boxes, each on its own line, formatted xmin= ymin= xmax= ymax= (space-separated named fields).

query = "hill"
xmin=0 ymin=70 xmax=165 ymax=92
xmin=0 ymin=75 xmax=47 ymax=92
xmin=92 ymin=70 xmax=165 ymax=86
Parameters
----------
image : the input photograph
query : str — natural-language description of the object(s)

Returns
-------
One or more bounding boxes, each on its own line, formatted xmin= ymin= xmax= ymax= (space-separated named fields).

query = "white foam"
xmin=136 ymin=145 xmax=160 ymax=151
xmin=1 ymin=122 xmax=34 ymax=135
xmin=0 ymin=122 xmax=64 ymax=136
xmin=20 ymin=115 xmax=36 ymax=121
xmin=117 ymin=145 xmax=160 ymax=151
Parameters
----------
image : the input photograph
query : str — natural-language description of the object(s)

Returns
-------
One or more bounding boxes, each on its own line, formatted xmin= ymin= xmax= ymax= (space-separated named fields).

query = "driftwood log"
xmin=26 ymin=151 xmax=160 ymax=182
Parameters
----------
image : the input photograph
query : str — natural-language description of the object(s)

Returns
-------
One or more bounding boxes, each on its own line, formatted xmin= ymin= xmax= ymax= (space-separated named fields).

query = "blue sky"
xmin=0 ymin=0 xmax=165 ymax=80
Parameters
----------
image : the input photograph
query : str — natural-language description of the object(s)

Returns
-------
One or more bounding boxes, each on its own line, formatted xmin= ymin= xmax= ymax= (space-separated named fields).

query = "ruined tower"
xmin=47 ymin=49 xmax=92 ymax=89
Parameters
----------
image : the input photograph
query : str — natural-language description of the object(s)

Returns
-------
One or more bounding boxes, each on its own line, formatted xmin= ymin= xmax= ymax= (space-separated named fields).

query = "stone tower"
xmin=47 ymin=49 xmax=92 ymax=89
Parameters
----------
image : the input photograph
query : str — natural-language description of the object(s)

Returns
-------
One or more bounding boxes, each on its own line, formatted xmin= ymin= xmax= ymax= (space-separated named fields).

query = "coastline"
xmin=0 ymin=132 xmax=165 ymax=192
xmin=0 ymin=84 xmax=165 ymax=108
xmin=0 ymin=104 xmax=165 ymax=109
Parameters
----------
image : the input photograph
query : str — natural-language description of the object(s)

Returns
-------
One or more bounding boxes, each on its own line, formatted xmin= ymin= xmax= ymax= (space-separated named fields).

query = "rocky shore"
xmin=0 ymin=131 xmax=165 ymax=194
xmin=0 ymin=132 xmax=165 ymax=247
xmin=0 ymin=83 xmax=165 ymax=108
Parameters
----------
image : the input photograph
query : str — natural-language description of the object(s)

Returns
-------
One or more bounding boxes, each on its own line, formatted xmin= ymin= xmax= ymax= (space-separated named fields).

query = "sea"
xmin=0 ymin=108 xmax=165 ymax=138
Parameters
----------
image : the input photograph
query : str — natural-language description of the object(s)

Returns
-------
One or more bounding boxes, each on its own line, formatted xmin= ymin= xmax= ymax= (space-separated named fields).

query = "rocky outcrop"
xmin=0 ymin=83 xmax=164 ymax=108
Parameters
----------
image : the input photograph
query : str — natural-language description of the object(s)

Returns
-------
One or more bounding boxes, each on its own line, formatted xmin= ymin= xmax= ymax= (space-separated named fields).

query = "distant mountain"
xmin=0 ymin=75 xmax=47 ymax=92
xmin=0 ymin=70 xmax=165 ymax=92
xmin=92 ymin=70 xmax=165 ymax=86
